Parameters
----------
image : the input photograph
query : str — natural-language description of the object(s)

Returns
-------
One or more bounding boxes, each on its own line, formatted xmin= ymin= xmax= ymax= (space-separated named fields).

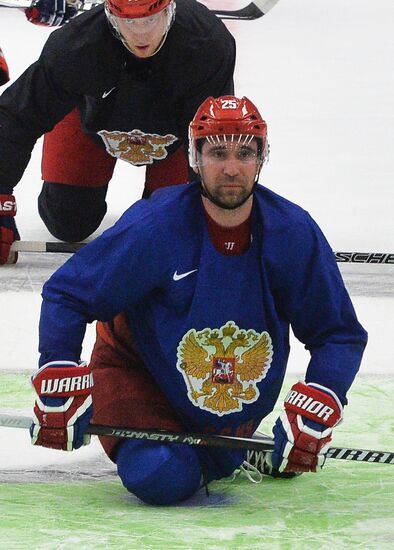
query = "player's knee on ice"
xmin=116 ymin=439 xmax=202 ymax=505
xmin=38 ymin=182 xmax=108 ymax=242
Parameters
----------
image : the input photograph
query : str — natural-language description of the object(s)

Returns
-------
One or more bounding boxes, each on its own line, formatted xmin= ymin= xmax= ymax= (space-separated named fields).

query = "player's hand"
xmin=271 ymin=381 xmax=343 ymax=473
xmin=0 ymin=47 xmax=10 ymax=86
xmin=30 ymin=361 xmax=93 ymax=451
xmin=0 ymin=193 xmax=19 ymax=265
xmin=25 ymin=0 xmax=79 ymax=26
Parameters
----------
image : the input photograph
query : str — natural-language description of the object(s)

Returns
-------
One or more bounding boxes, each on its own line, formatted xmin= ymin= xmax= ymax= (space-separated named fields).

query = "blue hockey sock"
xmin=116 ymin=439 xmax=202 ymax=505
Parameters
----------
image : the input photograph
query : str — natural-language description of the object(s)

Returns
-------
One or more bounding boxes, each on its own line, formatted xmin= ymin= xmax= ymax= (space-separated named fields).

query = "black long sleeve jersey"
xmin=0 ymin=0 xmax=236 ymax=192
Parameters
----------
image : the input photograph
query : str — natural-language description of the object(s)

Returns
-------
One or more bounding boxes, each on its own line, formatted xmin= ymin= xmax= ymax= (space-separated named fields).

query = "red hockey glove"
xmin=30 ymin=361 xmax=93 ymax=451
xmin=25 ymin=0 xmax=79 ymax=26
xmin=0 ymin=47 xmax=10 ymax=86
xmin=0 ymin=193 xmax=19 ymax=265
xmin=271 ymin=381 xmax=343 ymax=473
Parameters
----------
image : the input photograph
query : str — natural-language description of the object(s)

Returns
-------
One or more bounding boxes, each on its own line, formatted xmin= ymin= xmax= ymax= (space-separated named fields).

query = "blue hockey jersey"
xmin=39 ymin=181 xmax=367 ymax=476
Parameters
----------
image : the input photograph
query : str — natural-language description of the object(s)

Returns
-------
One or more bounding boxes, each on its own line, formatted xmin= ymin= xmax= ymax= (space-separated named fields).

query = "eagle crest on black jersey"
xmin=98 ymin=129 xmax=177 ymax=165
xmin=176 ymin=321 xmax=273 ymax=416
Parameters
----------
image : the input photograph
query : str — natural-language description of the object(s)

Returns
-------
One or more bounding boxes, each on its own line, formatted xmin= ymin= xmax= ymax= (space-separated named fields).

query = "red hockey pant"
xmin=38 ymin=108 xmax=189 ymax=241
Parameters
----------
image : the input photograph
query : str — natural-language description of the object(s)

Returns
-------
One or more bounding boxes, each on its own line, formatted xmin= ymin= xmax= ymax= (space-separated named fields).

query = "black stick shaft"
xmin=87 ymin=425 xmax=394 ymax=463
xmin=11 ymin=241 xmax=85 ymax=253
xmin=1 ymin=414 xmax=394 ymax=464
xmin=87 ymin=423 xmax=274 ymax=451
xmin=11 ymin=241 xmax=394 ymax=264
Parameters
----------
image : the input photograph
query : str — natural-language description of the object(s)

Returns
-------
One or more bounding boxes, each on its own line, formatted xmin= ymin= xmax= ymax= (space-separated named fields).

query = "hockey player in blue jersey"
xmin=30 ymin=95 xmax=367 ymax=505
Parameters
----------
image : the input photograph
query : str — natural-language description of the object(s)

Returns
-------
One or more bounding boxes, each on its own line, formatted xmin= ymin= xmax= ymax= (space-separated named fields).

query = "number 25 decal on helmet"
xmin=188 ymin=96 xmax=269 ymax=169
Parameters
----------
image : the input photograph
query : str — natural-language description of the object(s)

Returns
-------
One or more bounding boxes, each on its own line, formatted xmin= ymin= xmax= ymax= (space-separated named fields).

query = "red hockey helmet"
xmin=106 ymin=0 xmax=172 ymax=19
xmin=188 ymin=96 xmax=268 ymax=168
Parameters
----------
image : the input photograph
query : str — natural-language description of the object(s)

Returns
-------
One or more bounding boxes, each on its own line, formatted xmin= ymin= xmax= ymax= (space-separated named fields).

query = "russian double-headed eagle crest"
xmin=98 ymin=129 xmax=177 ymax=165
xmin=176 ymin=321 xmax=273 ymax=416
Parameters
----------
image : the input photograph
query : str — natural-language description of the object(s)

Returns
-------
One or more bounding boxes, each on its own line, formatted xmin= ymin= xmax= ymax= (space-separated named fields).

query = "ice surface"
xmin=0 ymin=1 xmax=394 ymax=548
xmin=2 ymin=373 xmax=394 ymax=549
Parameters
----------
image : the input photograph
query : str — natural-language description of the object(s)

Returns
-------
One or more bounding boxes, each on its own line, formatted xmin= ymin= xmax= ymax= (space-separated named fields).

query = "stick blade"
xmin=213 ymin=0 xmax=279 ymax=20
xmin=213 ymin=5 xmax=262 ymax=20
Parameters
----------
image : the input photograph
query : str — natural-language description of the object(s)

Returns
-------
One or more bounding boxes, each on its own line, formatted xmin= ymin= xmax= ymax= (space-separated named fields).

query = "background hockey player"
xmin=30 ymin=95 xmax=367 ymax=505
xmin=0 ymin=0 xmax=235 ymax=264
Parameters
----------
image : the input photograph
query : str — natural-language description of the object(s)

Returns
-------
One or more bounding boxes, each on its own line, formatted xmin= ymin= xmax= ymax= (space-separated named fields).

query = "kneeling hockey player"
xmin=0 ymin=0 xmax=235 ymax=264
xmin=30 ymin=95 xmax=367 ymax=505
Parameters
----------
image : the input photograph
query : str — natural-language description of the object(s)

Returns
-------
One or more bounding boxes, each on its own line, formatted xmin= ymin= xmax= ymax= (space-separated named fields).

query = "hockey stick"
xmin=11 ymin=241 xmax=394 ymax=264
xmin=334 ymin=252 xmax=394 ymax=264
xmin=1 ymin=413 xmax=394 ymax=464
xmin=11 ymin=241 xmax=85 ymax=253
xmin=0 ymin=0 xmax=279 ymax=20
xmin=209 ymin=0 xmax=280 ymax=21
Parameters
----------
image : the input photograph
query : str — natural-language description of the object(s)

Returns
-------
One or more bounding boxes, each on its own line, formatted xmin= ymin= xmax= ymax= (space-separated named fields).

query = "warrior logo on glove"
xmin=37 ymin=370 xmax=93 ymax=395
xmin=284 ymin=383 xmax=342 ymax=427
xmin=30 ymin=360 xmax=93 ymax=451
xmin=272 ymin=381 xmax=343 ymax=474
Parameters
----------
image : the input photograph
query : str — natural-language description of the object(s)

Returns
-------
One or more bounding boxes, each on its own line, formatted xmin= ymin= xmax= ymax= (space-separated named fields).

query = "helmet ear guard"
xmin=188 ymin=96 xmax=268 ymax=170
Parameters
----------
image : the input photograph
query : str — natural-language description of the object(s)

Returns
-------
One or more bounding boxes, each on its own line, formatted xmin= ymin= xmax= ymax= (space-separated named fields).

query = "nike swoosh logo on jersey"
xmin=173 ymin=269 xmax=198 ymax=281
xmin=102 ymin=87 xmax=116 ymax=99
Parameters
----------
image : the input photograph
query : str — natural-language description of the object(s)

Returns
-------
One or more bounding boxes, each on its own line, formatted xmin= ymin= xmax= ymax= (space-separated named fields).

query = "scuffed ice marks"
xmin=0 ymin=253 xmax=68 ymax=292
xmin=1 ymin=254 xmax=394 ymax=297
xmin=0 ymin=466 xmax=118 ymax=483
